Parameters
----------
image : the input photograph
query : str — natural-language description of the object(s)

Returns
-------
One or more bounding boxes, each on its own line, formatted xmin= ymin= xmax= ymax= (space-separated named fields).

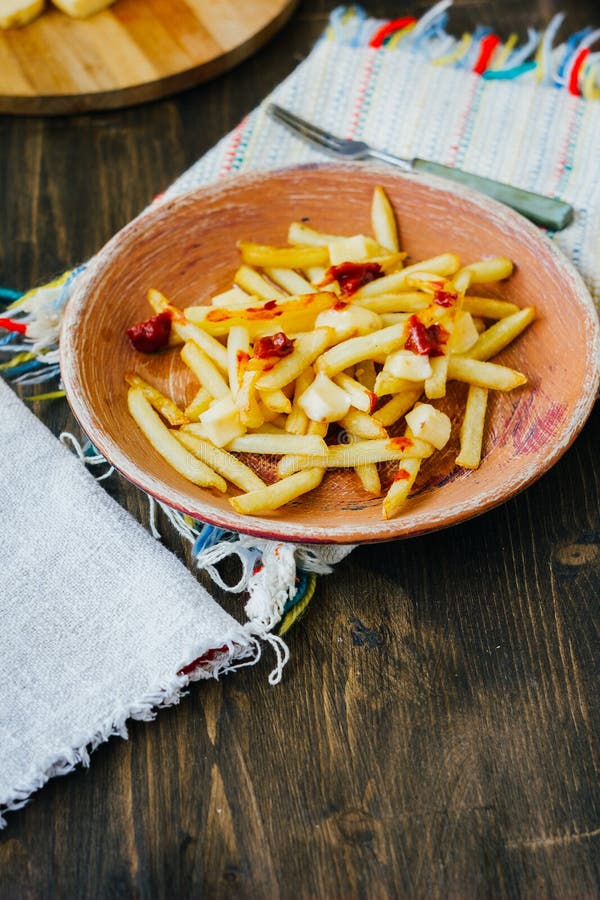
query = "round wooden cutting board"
xmin=0 ymin=0 xmax=298 ymax=115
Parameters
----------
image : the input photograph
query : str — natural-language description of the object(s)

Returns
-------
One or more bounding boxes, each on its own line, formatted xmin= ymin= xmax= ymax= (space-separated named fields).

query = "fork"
xmin=267 ymin=103 xmax=573 ymax=232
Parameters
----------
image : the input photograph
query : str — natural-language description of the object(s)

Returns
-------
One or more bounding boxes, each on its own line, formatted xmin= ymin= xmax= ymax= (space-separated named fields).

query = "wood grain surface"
xmin=1 ymin=1 xmax=599 ymax=897
xmin=0 ymin=0 xmax=298 ymax=114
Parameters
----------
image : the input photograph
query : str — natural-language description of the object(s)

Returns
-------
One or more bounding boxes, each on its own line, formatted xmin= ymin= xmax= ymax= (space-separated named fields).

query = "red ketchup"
xmin=321 ymin=261 xmax=383 ymax=296
xmin=393 ymin=468 xmax=411 ymax=482
xmin=389 ymin=436 xmax=413 ymax=452
xmin=126 ymin=311 xmax=172 ymax=353
xmin=253 ymin=332 xmax=295 ymax=359
xmin=433 ymin=288 xmax=458 ymax=307
xmin=404 ymin=315 xmax=449 ymax=357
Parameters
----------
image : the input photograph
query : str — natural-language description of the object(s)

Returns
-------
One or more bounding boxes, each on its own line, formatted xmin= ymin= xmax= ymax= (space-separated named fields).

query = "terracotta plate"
xmin=60 ymin=164 xmax=600 ymax=544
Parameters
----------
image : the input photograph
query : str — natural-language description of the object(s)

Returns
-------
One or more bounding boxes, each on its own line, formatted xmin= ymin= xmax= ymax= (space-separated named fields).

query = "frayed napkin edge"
xmin=0 ymin=627 xmax=256 ymax=828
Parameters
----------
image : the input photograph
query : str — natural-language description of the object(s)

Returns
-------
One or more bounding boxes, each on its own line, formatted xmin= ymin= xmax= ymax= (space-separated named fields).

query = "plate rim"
xmin=60 ymin=162 xmax=600 ymax=544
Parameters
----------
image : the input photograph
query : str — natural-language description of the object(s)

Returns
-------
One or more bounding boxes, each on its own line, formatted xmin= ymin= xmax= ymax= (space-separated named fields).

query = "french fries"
xmin=124 ymin=185 xmax=535 ymax=520
xmin=456 ymin=386 xmax=488 ymax=469
xmin=127 ymin=388 xmax=227 ymax=492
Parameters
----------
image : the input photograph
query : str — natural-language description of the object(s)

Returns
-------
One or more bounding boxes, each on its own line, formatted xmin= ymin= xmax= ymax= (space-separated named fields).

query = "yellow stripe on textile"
xmin=278 ymin=574 xmax=317 ymax=637
xmin=432 ymin=32 xmax=472 ymax=67
xmin=535 ymin=30 xmax=545 ymax=81
xmin=491 ymin=33 xmax=518 ymax=70
xmin=0 ymin=351 xmax=37 ymax=370
xmin=24 ymin=391 xmax=66 ymax=401
xmin=386 ymin=22 xmax=416 ymax=49
xmin=7 ymin=270 xmax=71 ymax=310
xmin=582 ymin=62 xmax=600 ymax=99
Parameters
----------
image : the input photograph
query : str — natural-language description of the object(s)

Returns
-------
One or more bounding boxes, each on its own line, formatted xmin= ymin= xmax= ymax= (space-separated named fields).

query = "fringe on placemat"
xmin=324 ymin=2 xmax=600 ymax=97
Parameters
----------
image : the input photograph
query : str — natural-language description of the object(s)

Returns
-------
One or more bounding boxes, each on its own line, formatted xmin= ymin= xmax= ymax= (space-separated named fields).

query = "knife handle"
xmin=412 ymin=159 xmax=573 ymax=231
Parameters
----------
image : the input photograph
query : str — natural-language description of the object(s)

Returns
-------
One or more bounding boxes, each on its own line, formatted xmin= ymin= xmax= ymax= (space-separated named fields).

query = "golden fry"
xmin=125 ymin=373 xmax=188 ymax=427
xmin=355 ymin=463 xmax=382 ymax=496
xmin=229 ymin=467 xmax=325 ymax=515
xmin=447 ymin=356 xmax=527 ymax=391
xmin=175 ymin=430 xmax=266 ymax=492
xmin=463 ymin=307 xmax=535 ymax=361
xmin=456 ymin=386 xmax=488 ymax=469
xmin=371 ymin=184 xmax=400 ymax=252
xmin=238 ymin=242 xmax=329 ymax=269
xmin=127 ymin=388 xmax=226 ymax=491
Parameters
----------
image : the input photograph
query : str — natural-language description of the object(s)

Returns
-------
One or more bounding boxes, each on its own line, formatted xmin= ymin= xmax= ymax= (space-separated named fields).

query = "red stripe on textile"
xmin=347 ymin=53 xmax=376 ymax=137
xmin=568 ymin=47 xmax=589 ymax=96
xmin=472 ymin=34 xmax=501 ymax=75
xmin=368 ymin=17 xmax=417 ymax=49
xmin=0 ymin=317 xmax=26 ymax=334
xmin=220 ymin=120 xmax=246 ymax=176
xmin=177 ymin=646 xmax=228 ymax=676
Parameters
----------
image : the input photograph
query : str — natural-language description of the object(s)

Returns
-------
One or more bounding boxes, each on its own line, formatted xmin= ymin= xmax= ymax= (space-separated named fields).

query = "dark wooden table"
xmin=2 ymin=1 xmax=599 ymax=896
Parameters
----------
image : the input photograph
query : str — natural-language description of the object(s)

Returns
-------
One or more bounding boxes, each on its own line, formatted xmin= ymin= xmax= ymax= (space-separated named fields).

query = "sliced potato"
xmin=127 ymin=388 xmax=226 ymax=491
xmin=229 ymin=467 xmax=325 ymax=515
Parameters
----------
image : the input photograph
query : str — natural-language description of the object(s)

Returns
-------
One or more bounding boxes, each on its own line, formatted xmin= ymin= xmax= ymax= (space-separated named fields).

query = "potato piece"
xmin=127 ymin=388 xmax=226 ymax=491
xmin=227 ymin=325 xmax=250 ymax=393
xmin=277 ymin=436 xmax=433 ymax=477
xmin=185 ymin=387 xmax=213 ymax=420
xmin=175 ymin=431 xmax=266 ymax=492
xmin=339 ymin=409 xmax=388 ymax=440
xmin=52 ymin=0 xmax=115 ymax=16
xmin=316 ymin=323 xmax=407 ymax=378
xmin=238 ymin=242 xmax=329 ymax=269
xmin=371 ymin=185 xmax=400 ymax=252
xmin=265 ymin=268 xmax=314 ymax=295
xmin=462 ymin=296 xmax=520 ymax=319
xmin=285 ymin=368 xmax=314 ymax=435
xmin=227 ymin=433 xmax=328 ymax=456
xmin=333 ymin=372 xmax=377 ymax=413
xmin=197 ymin=396 xmax=245 ymax=447
xmin=382 ymin=458 xmax=421 ymax=519
xmin=1 ymin=0 xmax=45 ymax=28
xmin=355 ymin=463 xmax=382 ymax=495
xmin=456 ymin=386 xmax=488 ymax=468
xmin=186 ymin=292 xmax=336 ymax=339
xmin=352 ymin=254 xmax=460 ymax=299
xmin=255 ymin=328 xmax=332 ymax=391
xmin=315 ymin=304 xmax=383 ymax=341
xmin=180 ymin=341 xmax=230 ymax=399
xmin=298 ymin=373 xmax=351 ymax=423
xmin=447 ymin=357 xmax=527 ymax=391
xmin=125 ymin=373 xmax=188 ymax=427
xmin=234 ymin=265 xmax=287 ymax=300
xmin=404 ymin=404 xmax=451 ymax=450
xmin=460 ymin=257 xmax=514 ymax=283
xmin=229 ymin=467 xmax=325 ymax=515
xmin=462 ymin=307 xmax=535 ymax=361
xmin=373 ymin=389 xmax=423 ymax=427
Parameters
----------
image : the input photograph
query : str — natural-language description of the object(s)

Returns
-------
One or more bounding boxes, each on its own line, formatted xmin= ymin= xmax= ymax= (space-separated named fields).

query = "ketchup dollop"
xmin=433 ymin=288 xmax=458 ymax=307
xmin=321 ymin=261 xmax=383 ymax=296
xmin=253 ymin=332 xmax=295 ymax=359
xmin=404 ymin=314 xmax=449 ymax=357
xmin=126 ymin=311 xmax=172 ymax=353
xmin=393 ymin=468 xmax=411 ymax=482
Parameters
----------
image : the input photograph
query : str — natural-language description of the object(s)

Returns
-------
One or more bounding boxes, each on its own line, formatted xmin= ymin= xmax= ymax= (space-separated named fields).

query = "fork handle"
xmin=411 ymin=159 xmax=573 ymax=231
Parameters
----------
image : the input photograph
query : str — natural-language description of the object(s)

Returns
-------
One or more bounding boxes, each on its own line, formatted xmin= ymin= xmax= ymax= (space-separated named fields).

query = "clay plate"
xmin=60 ymin=164 xmax=600 ymax=544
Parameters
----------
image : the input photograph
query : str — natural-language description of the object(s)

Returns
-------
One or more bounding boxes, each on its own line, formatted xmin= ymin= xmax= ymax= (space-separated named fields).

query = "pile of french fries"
xmin=125 ymin=185 xmax=535 ymax=519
